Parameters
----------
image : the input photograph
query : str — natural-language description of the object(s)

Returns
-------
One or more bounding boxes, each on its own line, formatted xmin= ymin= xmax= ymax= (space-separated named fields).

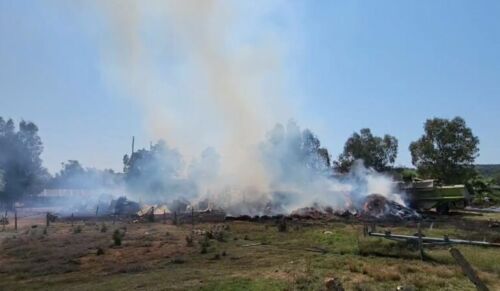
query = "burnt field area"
xmin=0 ymin=210 xmax=499 ymax=290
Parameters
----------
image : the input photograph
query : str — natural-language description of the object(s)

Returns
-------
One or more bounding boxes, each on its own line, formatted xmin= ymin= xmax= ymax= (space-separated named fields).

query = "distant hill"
xmin=476 ymin=164 xmax=500 ymax=182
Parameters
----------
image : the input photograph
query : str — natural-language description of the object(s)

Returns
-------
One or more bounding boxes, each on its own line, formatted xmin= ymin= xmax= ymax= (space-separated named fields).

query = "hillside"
xmin=476 ymin=164 xmax=500 ymax=182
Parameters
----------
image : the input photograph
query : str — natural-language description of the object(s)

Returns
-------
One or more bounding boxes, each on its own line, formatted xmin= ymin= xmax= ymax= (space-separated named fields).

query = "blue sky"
xmin=1 ymin=1 xmax=499 ymax=173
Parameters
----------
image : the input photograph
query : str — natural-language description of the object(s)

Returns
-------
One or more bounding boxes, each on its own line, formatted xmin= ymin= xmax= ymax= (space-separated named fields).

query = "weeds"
xmin=185 ymin=235 xmax=194 ymax=247
xmin=113 ymin=229 xmax=124 ymax=246
xmin=73 ymin=226 xmax=82 ymax=234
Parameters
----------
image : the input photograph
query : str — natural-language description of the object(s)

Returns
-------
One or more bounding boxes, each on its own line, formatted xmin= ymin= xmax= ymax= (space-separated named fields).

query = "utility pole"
xmin=131 ymin=136 xmax=135 ymax=156
xmin=14 ymin=209 xmax=17 ymax=231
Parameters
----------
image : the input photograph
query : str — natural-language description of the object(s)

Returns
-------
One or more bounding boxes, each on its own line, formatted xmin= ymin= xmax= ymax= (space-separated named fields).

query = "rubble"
xmin=137 ymin=205 xmax=170 ymax=216
xmin=360 ymin=194 xmax=421 ymax=220
xmin=109 ymin=196 xmax=141 ymax=216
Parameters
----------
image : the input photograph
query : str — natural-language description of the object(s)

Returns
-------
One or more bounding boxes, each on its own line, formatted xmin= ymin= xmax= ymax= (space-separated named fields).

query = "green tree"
xmin=123 ymin=140 xmax=192 ymax=199
xmin=334 ymin=128 xmax=398 ymax=173
xmin=0 ymin=117 xmax=49 ymax=209
xmin=50 ymin=160 xmax=120 ymax=189
xmin=409 ymin=117 xmax=479 ymax=184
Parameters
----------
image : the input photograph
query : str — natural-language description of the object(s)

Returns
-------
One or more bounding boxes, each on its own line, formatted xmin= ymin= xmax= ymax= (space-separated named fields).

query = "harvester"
xmin=397 ymin=179 xmax=470 ymax=214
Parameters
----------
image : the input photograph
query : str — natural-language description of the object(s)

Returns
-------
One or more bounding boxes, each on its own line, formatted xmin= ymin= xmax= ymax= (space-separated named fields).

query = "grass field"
xmin=0 ymin=211 xmax=499 ymax=290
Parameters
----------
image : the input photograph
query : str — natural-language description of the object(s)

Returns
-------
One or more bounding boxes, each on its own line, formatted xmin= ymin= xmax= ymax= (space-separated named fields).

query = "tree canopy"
xmin=261 ymin=121 xmax=332 ymax=178
xmin=409 ymin=117 xmax=479 ymax=184
xmin=50 ymin=160 xmax=121 ymax=189
xmin=123 ymin=140 xmax=195 ymax=201
xmin=334 ymin=128 xmax=398 ymax=173
xmin=0 ymin=117 xmax=49 ymax=208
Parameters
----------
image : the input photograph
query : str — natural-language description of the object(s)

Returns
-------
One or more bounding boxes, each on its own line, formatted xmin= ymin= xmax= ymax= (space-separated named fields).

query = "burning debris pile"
xmin=41 ymin=122 xmax=418 ymax=223
xmin=288 ymin=194 xmax=420 ymax=221
xmin=360 ymin=194 xmax=420 ymax=220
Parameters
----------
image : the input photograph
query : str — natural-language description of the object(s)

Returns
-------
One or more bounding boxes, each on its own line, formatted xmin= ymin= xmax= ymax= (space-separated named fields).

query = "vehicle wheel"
xmin=436 ymin=203 xmax=450 ymax=215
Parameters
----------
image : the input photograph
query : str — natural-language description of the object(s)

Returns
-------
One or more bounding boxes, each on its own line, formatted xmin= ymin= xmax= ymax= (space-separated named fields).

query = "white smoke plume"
xmin=74 ymin=1 xmax=402 ymax=215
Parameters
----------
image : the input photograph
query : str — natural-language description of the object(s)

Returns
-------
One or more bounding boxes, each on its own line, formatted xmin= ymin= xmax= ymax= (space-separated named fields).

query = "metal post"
xmin=71 ymin=213 xmax=74 ymax=226
xmin=46 ymin=212 xmax=50 ymax=227
xmin=14 ymin=209 xmax=17 ymax=231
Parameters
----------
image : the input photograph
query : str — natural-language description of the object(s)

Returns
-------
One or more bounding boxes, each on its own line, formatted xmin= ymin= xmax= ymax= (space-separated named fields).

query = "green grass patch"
xmin=200 ymin=277 xmax=286 ymax=291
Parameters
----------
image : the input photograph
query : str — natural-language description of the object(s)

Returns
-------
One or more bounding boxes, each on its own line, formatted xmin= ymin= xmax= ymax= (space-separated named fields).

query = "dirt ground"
xmin=0 ymin=210 xmax=499 ymax=290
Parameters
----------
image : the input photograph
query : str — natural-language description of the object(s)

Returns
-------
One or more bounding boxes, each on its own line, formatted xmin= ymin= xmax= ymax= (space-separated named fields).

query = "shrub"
xmin=215 ymin=231 xmax=226 ymax=242
xmin=185 ymin=235 xmax=194 ymax=247
xmin=113 ymin=229 xmax=124 ymax=246
xmin=73 ymin=226 xmax=82 ymax=234
xmin=277 ymin=219 xmax=287 ymax=232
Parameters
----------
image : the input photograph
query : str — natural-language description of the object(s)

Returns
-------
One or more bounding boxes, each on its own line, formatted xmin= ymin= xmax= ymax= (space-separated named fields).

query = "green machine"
xmin=397 ymin=179 xmax=470 ymax=214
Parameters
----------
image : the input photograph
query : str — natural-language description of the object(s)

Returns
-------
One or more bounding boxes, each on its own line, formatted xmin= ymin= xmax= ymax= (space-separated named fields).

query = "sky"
xmin=1 ymin=1 xmax=499 ymax=174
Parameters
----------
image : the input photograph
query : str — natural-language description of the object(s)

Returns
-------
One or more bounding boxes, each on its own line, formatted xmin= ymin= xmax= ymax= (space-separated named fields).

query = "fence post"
xmin=417 ymin=223 xmax=424 ymax=260
xmin=450 ymin=248 xmax=489 ymax=291
xmin=191 ymin=208 xmax=194 ymax=230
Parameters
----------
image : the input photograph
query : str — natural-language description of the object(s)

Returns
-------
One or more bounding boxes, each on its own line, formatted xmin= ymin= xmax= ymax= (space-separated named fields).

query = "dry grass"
xmin=0 ymin=211 xmax=498 ymax=290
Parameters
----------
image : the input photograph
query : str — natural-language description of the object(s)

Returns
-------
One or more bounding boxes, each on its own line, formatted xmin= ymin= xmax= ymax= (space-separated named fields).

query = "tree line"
xmin=335 ymin=116 xmax=480 ymax=185
xmin=0 ymin=115 xmax=483 ymax=209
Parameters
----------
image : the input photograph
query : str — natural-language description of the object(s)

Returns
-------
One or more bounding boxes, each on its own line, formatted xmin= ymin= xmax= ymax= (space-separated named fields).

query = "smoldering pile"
xmin=359 ymin=194 xmax=420 ymax=220
xmin=286 ymin=194 xmax=420 ymax=221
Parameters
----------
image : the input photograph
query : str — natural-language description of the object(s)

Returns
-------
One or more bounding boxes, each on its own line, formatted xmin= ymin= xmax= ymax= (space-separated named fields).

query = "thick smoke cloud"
xmin=59 ymin=1 xmax=403 ymax=215
xmin=118 ymin=121 xmax=398 ymax=216
xmin=92 ymin=0 xmax=288 ymax=193
xmin=212 ymin=121 xmax=398 ymax=215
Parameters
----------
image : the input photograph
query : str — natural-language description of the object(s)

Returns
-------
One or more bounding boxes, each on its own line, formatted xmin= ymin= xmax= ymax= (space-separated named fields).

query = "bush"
xmin=277 ymin=219 xmax=287 ymax=232
xmin=73 ymin=226 xmax=82 ymax=234
xmin=100 ymin=223 xmax=107 ymax=233
xmin=215 ymin=231 xmax=226 ymax=242
xmin=185 ymin=235 xmax=194 ymax=247
xmin=113 ymin=229 xmax=124 ymax=246
xmin=199 ymin=236 xmax=210 ymax=254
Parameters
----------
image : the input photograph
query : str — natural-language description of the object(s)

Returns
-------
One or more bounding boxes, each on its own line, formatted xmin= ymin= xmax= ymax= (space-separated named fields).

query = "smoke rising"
xmin=94 ymin=0 xmax=287 ymax=191
xmin=70 ymin=1 xmax=403 ymax=215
